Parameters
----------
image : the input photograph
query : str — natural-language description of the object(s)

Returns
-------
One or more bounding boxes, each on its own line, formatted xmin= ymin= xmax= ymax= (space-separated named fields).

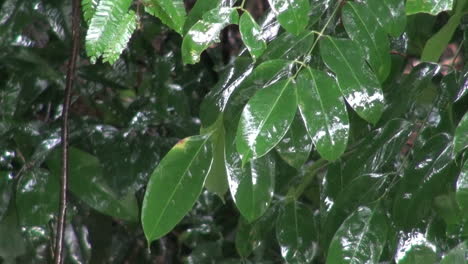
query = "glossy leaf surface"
xmin=454 ymin=111 xmax=468 ymax=155
xmin=342 ymin=2 xmax=391 ymax=82
xmin=326 ymin=206 xmax=388 ymax=264
xmin=367 ymin=0 xmax=406 ymax=37
xmin=236 ymin=79 xmax=298 ymax=163
xmin=456 ymin=161 xmax=468 ymax=219
xmin=239 ymin=11 xmax=266 ymax=60
xmin=16 ymin=169 xmax=59 ymax=226
xmin=297 ymin=67 xmax=349 ymax=161
xmin=143 ymin=0 xmax=186 ymax=35
xmin=395 ymin=231 xmax=437 ymax=264
xmin=142 ymin=135 xmax=213 ymax=242
xmin=183 ymin=0 xmax=224 ymax=34
xmin=48 ymin=148 xmax=139 ymax=222
xmin=275 ymin=115 xmax=313 ymax=169
xmin=182 ymin=7 xmax=238 ymax=64
xmin=267 ymin=0 xmax=310 ymax=35
xmin=406 ymin=0 xmax=454 ymax=15
xmin=260 ymin=31 xmax=314 ymax=62
xmin=226 ymin=147 xmax=275 ymax=222
xmin=320 ymin=36 xmax=384 ymax=124
xmin=85 ymin=0 xmax=137 ymax=64
xmin=204 ymin=124 xmax=229 ymax=198
xmin=236 ymin=208 xmax=277 ymax=257
xmin=440 ymin=241 xmax=468 ymax=263
xmin=276 ymin=200 xmax=317 ymax=263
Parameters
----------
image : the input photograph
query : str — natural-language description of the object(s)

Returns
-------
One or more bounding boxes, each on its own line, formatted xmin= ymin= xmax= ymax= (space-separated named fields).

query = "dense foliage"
xmin=0 ymin=0 xmax=467 ymax=263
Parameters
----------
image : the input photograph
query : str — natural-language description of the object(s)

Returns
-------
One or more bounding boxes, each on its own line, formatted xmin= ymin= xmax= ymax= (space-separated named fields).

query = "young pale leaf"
xmin=239 ymin=11 xmax=266 ymax=60
xmin=226 ymin=147 xmax=275 ymax=222
xmin=456 ymin=161 xmax=468 ymax=219
xmin=143 ymin=0 xmax=186 ymax=35
xmin=326 ymin=206 xmax=388 ymax=264
xmin=366 ymin=0 xmax=406 ymax=37
xmin=267 ymin=0 xmax=310 ymax=35
xmin=85 ymin=0 xmax=136 ymax=64
xmin=142 ymin=135 xmax=213 ymax=243
xmin=406 ymin=0 xmax=454 ymax=15
xmin=82 ymin=0 xmax=98 ymax=24
xmin=454 ymin=109 xmax=468 ymax=155
xmin=320 ymin=36 xmax=384 ymax=124
xmin=236 ymin=79 xmax=298 ymax=164
xmin=276 ymin=200 xmax=317 ymax=263
xmin=47 ymin=148 xmax=139 ymax=222
xmin=16 ymin=169 xmax=59 ymax=226
xmin=395 ymin=232 xmax=437 ymax=264
xmin=342 ymin=2 xmax=391 ymax=82
xmin=182 ymin=7 xmax=238 ymax=64
xmin=275 ymin=115 xmax=313 ymax=169
xmin=296 ymin=67 xmax=349 ymax=161
xmin=440 ymin=241 xmax=468 ymax=264
xmin=393 ymin=134 xmax=455 ymax=228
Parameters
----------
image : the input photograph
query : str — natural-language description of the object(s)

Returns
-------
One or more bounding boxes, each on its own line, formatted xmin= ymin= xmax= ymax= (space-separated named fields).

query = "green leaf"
xmin=326 ymin=206 xmax=388 ymax=264
xmin=236 ymin=78 xmax=298 ymax=163
xmin=142 ymin=135 xmax=213 ymax=242
xmin=182 ymin=7 xmax=239 ymax=64
xmin=320 ymin=36 xmax=384 ymax=124
xmin=367 ymin=0 xmax=406 ymax=37
xmin=296 ymin=67 xmax=349 ymax=161
xmin=421 ymin=0 xmax=465 ymax=62
xmin=393 ymin=134 xmax=455 ymax=228
xmin=342 ymin=2 xmax=391 ymax=82
xmin=48 ymin=148 xmax=139 ymax=222
xmin=0 ymin=209 xmax=26 ymax=262
xmin=183 ymin=0 xmax=225 ymax=35
xmin=236 ymin=208 xmax=277 ymax=257
xmin=456 ymin=161 xmax=468 ymax=219
xmin=440 ymin=241 xmax=468 ymax=264
xmin=395 ymin=232 xmax=437 ymax=264
xmin=82 ymin=0 xmax=98 ymax=25
xmin=239 ymin=11 xmax=266 ymax=60
xmin=276 ymin=200 xmax=317 ymax=263
xmin=260 ymin=31 xmax=314 ymax=62
xmin=454 ymin=111 xmax=468 ymax=155
xmin=204 ymin=123 xmax=229 ymax=199
xmin=226 ymin=146 xmax=275 ymax=222
xmin=275 ymin=115 xmax=313 ymax=169
xmin=406 ymin=0 xmax=454 ymax=15
xmin=267 ymin=0 xmax=310 ymax=35
xmin=143 ymin=0 xmax=186 ymax=35
xmin=16 ymin=168 xmax=59 ymax=226
xmin=0 ymin=171 xmax=13 ymax=221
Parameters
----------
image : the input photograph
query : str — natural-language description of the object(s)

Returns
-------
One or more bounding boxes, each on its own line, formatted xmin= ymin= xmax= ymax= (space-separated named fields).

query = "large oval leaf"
xmin=395 ymin=231 xmax=437 ymax=263
xmin=406 ymin=0 xmax=454 ymax=15
xmin=276 ymin=200 xmax=318 ymax=263
xmin=239 ymin=11 xmax=266 ymax=60
xmin=204 ymin=123 xmax=229 ymax=199
xmin=454 ymin=111 xmax=468 ymax=155
xmin=267 ymin=0 xmax=310 ymax=35
xmin=182 ymin=7 xmax=238 ymax=64
xmin=142 ymin=135 xmax=213 ymax=243
xmin=320 ymin=36 xmax=384 ymax=124
xmin=236 ymin=79 xmax=298 ymax=163
xmin=326 ymin=206 xmax=388 ymax=264
xmin=296 ymin=67 xmax=349 ymax=161
xmin=342 ymin=2 xmax=391 ymax=82
xmin=143 ymin=0 xmax=186 ymax=35
xmin=226 ymin=145 xmax=275 ymax=222
xmin=275 ymin=115 xmax=313 ymax=169
xmin=367 ymin=0 xmax=406 ymax=37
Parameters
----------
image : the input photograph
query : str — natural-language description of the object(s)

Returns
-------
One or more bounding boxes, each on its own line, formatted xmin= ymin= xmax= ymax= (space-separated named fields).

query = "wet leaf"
xmin=406 ymin=0 xmax=454 ymax=15
xmin=296 ymin=67 xmax=349 ymax=161
xmin=239 ymin=11 xmax=266 ymax=60
xmin=440 ymin=241 xmax=468 ymax=264
xmin=47 ymin=148 xmax=139 ymax=222
xmin=142 ymin=135 xmax=213 ymax=242
xmin=16 ymin=168 xmax=59 ymax=226
xmin=342 ymin=2 xmax=391 ymax=82
xmin=454 ymin=111 xmax=468 ymax=155
xmin=182 ymin=7 xmax=238 ymax=64
xmin=276 ymin=200 xmax=317 ymax=263
xmin=456 ymin=161 xmax=468 ymax=219
xmin=395 ymin=231 xmax=437 ymax=264
xmin=183 ymin=0 xmax=225 ymax=34
xmin=267 ymin=0 xmax=310 ymax=35
xmin=236 ymin=78 xmax=298 ymax=163
xmin=236 ymin=208 xmax=277 ymax=257
xmin=275 ymin=115 xmax=313 ymax=169
xmin=143 ymin=0 xmax=186 ymax=34
xmin=367 ymin=0 xmax=406 ymax=37
xmin=204 ymin=123 xmax=229 ymax=199
xmin=260 ymin=31 xmax=314 ymax=62
xmin=0 ymin=171 xmax=13 ymax=221
xmin=320 ymin=36 xmax=384 ymax=124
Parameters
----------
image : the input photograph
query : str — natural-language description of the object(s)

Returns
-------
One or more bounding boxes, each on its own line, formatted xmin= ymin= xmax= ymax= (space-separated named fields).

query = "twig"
xmin=54 ymin=0 xmax=81 ymax=262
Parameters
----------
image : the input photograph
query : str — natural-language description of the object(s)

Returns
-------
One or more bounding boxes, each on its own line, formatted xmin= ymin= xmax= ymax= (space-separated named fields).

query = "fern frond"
xmin=85 ymin=0 xmax=135 ymax=64
xmin=143 ymin=0 xmax=186 ymax=35
xmin=82 ymin=0 xmax=99 ymax=25
xmin=103 ymin=10 xmax=137 ymax=64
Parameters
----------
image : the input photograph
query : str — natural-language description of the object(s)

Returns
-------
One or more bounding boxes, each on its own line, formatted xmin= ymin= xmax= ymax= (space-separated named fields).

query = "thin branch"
xmin=54 ymin=0 xmax=81 ymax=262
